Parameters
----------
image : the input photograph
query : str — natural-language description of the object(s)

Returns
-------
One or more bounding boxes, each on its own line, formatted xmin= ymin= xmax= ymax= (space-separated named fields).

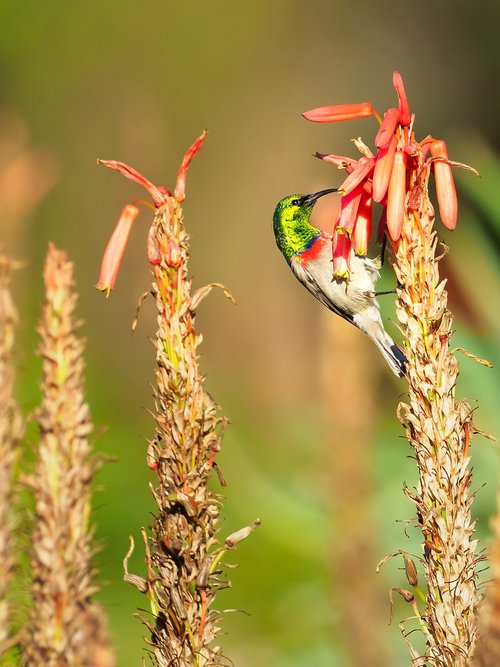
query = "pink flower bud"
xmin=166 ymin=238 xmax=181 ymax=268
xmin=372 ymin=135 xmax=398 ymax=202
xmin=303 ymin=102 xmax=374 ymax=123
xmin=393 ymin=71 xmax=411 ymax=126
xmin=386 ymin=149 xmax=407 ymax=240
xmin=374 ymin=108 xmax=400 ymax=149
xmin=174 ymin=130 xmax=208 ymax=202
xmin=96 ymin=204 xmax=140 ymax=295
xmin=430 ymin=140 xmax=458 ymax=230
xmin=146 ymin=225 xmax=161 ymax=266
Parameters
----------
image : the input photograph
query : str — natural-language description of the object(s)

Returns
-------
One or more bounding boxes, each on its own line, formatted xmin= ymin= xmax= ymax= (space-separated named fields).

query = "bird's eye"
xmin=291 ymin=199 xmax=300 ymax=206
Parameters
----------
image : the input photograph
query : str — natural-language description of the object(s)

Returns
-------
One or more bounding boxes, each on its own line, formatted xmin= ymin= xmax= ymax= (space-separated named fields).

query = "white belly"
xmin=290 ymin=240 xmax=381 ymax=325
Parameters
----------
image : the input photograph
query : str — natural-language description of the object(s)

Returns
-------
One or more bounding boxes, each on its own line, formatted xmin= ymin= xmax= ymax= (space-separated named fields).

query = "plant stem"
xmin=393 ymin=176 xmax=478 ymax=665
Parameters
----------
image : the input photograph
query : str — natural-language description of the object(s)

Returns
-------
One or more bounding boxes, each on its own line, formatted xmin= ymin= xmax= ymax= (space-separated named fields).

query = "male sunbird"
xmin=273 ymin=189 xmax=405 ymax=377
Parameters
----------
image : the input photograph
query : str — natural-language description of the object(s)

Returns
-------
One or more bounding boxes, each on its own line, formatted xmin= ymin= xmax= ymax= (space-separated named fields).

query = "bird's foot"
xmin=367 ymin=282 xmax=403 ymax=298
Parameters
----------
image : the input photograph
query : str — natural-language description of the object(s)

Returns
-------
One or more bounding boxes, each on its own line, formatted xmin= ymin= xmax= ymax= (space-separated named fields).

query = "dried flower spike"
xmin=98 ymin=134 xmax=255 ymax=665
xmin=24 ymin=243 xmax=113 ymax=667
xmin=305 ymin=72 xmax=482 ymax=665
xmin=0 ymin=257 xmax=23 ymax=660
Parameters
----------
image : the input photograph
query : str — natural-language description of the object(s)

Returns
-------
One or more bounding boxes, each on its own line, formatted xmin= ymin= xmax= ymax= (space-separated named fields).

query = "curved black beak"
xmin=301 ymin=188 xmax=338 ymax=207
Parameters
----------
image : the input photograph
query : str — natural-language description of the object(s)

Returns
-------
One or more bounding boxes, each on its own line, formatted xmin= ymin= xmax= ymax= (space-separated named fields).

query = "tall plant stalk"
xmin=0 ymin=257 xmax=23 ymax=661
xmin=98 ymin=134 xmax=257 ymax=666
xmin=302 ymin=72 xmax=485 ymax=665
xmin=24 ymin=244 xmax=114 ymax=667
xmin=393 ymin=170 xmax=478 ymax=666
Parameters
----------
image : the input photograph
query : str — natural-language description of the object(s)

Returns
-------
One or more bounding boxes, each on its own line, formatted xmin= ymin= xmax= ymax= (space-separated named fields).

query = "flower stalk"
xmin=393 ymin=171 xmax=478 ymax=666
xmin=23 ymin=244 xmax=113 ymax=667
xmin=0 ymin=257 xmax=23 ymax=660
xmin=98 ymin=133 xmax=256 ymax=666
xmin=304 ymin=72 xmax=483 ymax=665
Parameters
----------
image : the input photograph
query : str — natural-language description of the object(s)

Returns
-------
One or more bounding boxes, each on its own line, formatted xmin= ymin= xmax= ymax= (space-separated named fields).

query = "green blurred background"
xmin=1 ymin=1 xmax=499 ymax=665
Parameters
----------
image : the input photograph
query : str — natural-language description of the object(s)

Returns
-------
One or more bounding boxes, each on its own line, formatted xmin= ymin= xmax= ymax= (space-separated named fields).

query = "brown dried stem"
xmin=128 ymin=195 xmax=242 ymax=666
xmin=393 ymin=167 xmax=479 ymax=665
xmin=23 ymin=244 xmax=114 ymax=667
xmin=0 ymin=257 xmax=23 ymax=661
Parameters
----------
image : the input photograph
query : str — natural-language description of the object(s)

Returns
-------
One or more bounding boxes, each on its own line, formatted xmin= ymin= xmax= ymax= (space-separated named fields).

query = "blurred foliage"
xmin=0 ymin=1 xmax=499 ymax=665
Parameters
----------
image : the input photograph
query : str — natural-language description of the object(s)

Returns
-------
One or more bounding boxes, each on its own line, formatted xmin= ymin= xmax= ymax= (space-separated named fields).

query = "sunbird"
xmin=273 ymin=189 xmax=406 ymax=377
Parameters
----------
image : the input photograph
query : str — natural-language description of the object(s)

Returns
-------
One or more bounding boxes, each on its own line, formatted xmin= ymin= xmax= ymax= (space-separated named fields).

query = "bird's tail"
xmin=377 ymin=338 xmax=406 ymax=378
xmin=373 ymin=329 xmax=406 ymax=378
xmin=359 ymin=316 xmax=406 ymax=378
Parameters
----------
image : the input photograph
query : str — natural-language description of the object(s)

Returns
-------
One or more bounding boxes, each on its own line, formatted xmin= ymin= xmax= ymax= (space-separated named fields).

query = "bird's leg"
xmin=380 ymin=234 xmax=387 ymax=266
xmin=366 ymin=282 xmax=403 ymax=298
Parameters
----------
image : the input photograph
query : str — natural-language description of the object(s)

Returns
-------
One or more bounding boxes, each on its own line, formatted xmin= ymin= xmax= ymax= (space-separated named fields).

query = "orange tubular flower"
xmin=96 ymin=204 xmax=140 ymax=295
xmin=97 ymin=160 xmax=168 ymax=207
xmin=372 ymin=134 xmax=398 ymax=203
xmin=386 ymin=150 xmax=407 ymax=240
xmin=97 ymin=132 xmax=206 ymax=294
xmin=303 ymin=102 xmax=374 ymax=123
xmin=430 ymin=140 xmax=458 ymax=230
xmin=338 ymin=183 xmax=364 ymax=236
xmin=174 ymin=130 xmax=207 ymax=202
xmin=304 ymin=71 xmax=471 ymax=276
xmin=332 ymin=230 xmax=352 ymax=279
xmin=374 ymin=108 xmax=400 ymax=149
xmin=352 ymin=192 xmax=373 ymax=256
xmin=393 ymin=71 xmax=411 ymax=126
xmin=339 ymin=157 xmax=374 ymax=195
xmin=316 ymin=153 xmax=358 ymax=171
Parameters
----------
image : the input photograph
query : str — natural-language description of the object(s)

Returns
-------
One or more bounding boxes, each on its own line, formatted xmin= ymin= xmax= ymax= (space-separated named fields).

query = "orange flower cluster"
xmin=303 ymin=72 xmax=461 ymax=280
xmin=96 ymin=131 xmax=207 ymax=295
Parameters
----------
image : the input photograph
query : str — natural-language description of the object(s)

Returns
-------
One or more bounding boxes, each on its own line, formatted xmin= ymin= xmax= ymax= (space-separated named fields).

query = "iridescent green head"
xmin=273 ymin=189 xmax=337 ymax=263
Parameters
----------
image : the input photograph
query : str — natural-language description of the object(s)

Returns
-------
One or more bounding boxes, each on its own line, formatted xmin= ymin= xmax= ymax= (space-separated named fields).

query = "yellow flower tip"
xmin=333 ymin=268 xmax=350 ymax=281
xmin=95 ymin=283 xmax=112 ymax=298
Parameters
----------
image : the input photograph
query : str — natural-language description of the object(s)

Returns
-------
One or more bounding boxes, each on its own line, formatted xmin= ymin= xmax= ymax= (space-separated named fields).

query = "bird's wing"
xmin=290 ymin=256 xmax=355 ymax=324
